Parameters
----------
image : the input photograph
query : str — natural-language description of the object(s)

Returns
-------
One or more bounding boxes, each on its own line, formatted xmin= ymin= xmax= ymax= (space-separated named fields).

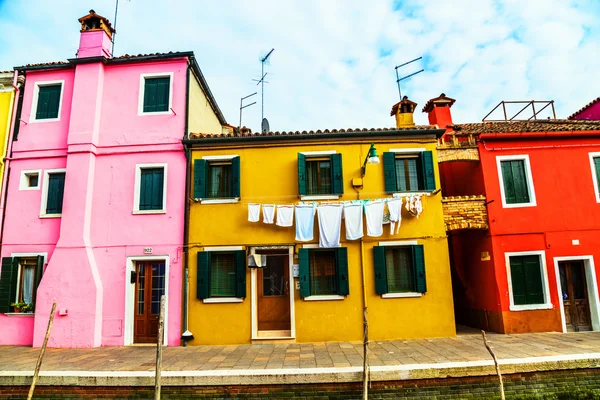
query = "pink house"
xmin=0 ymin=10 xmax=227 ymax=347
xmin=569 ymin=97 xmax=600 ymax=120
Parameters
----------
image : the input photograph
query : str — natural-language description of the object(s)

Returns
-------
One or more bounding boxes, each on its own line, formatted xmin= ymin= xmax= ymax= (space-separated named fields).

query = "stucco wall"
xmin=187 ymin=71 xmax=222 ymax=135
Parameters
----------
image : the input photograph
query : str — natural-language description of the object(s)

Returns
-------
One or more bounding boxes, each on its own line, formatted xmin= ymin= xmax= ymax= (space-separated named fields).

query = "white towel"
xmin=276 ymin=205 xmax=294 ymax=227
xmin=295 ymin=205 xmax=316 ymax=241
xmin=343 ymin=203 xmax=363 ymax=240
xmin=415 ymin=196 xmax=423 ymax=218
xmin=388 ymin=198 xmax=403 ymax=235
xmin=263 ymin=204 xmax=275 ymax=224
xmin=365 ymin=200 xmax=384 ymax=237
xmin=248 ymin=203 xmax=261 ymax=223
xmin=317 ymin=204 xmax=343 ymax=248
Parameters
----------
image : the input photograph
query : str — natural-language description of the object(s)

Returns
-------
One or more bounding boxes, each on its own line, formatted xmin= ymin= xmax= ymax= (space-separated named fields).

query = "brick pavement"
xmin=1 ymin=331 xmax=600 ymax=373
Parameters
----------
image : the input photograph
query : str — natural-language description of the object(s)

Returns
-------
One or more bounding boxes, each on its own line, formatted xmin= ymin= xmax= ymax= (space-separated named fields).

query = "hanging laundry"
xmin=364 ymin=200 xmax=384 ymax=237
xmin=317 ymin=204 xmax=343 ymax=248
xmin=263 ymin=204 xmax=275 ymax=224
xmin=276 ymin=205 xmax=294 ymax=227
xmin=248 ymin=254 xmax=267 ymax=267
xmin=414 ymin=196 xmax=423 ymax=218
xmin=387 ymin=198 xmax=403 ymax=235
xmin=406 ymin=195 xmax=424 ymax=218
xmin=343 ymin=203 xmax=363 ymax=240
xmin=248 ymin=203 xmax=261 ymax=223
xmin=295 ymin=205 xmax=316 ymax=241
xmin=382 ymin=201 xmax=391 ymax=225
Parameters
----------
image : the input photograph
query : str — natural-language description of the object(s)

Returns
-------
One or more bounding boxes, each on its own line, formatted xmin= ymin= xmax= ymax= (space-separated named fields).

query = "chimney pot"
xmin=77 ymin=9 xmax=115 ymax=58
xmin=423 ymin=93 xmax=456 ymax=133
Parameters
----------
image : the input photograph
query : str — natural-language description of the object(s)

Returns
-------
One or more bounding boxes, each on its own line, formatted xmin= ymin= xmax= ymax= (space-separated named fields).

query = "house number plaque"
xmin=143 ymin=247 xmax=153 ymax=254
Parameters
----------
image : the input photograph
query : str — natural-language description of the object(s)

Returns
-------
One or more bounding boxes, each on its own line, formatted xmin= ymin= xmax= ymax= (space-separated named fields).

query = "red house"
xmin=431 ymin=97 xmax=600 ymax=334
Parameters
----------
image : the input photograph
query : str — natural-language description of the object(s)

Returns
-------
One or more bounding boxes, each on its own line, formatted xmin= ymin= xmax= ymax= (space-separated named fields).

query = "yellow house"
xmin=183 ymin=98 xmax=456 ymax=345
xmin=0 ymin=72 xmax=18 ymax=187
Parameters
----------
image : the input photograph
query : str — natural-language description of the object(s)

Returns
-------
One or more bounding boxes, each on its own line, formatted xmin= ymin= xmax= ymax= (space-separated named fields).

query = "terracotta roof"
xmin=449 ymin=120 xmax=600 ymax=135
xmin=422 ymin=93 xmax=456 ymax=113
xmin=390 ymin=96 xmax=417 ymax=116
xmin=78 ymin=9 xmax=115 ymax=34
xmin=190 ymin=125 xmax=439 ymax=140
xmin=568 ymin=97 xmax=600 ymax=120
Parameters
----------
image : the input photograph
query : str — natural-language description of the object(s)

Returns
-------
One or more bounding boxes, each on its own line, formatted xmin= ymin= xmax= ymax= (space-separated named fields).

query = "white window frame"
xmin=201 ymin=246 xmax=245 ymax=304
xmin=299 ymin=150 xmax=340 ymax=201
xmin=505 ymin=250 xmax=552 ymax=311
xmin=377 ymin=240 xmax=423 ymax=298
xmin=30 ymin=80 xmax=64 ymax=123
xmin=199 ymin=155 xmax=240 ymax=204
xmin=496 ymin=155 xmax=537 ymax=208
xmin=588 ymin=152 xmax=600 ymax=203
xmin=301 ymin=243 xmax=345 ymax=301
xmin=138 ymin=72 xmax=174 ymax=116
xmin=39 ymin=168 xmax=66 ymax=218
xmin=8 ymin=252 xmax=48 ymax=314
xmin=19 ymin=169 xmax=42 ymax=191
xmin=133 ymin=163 xmax=168 ymax=215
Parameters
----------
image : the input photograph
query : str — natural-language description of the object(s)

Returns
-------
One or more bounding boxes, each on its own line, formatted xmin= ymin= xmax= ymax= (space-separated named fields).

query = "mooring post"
xmin=482 ymin=330 xmax=505 ymax=400
xmin=155 ymin=295 xmax=166 ymax=400
xmin=28 ymin=302 xmax=57 ymax=400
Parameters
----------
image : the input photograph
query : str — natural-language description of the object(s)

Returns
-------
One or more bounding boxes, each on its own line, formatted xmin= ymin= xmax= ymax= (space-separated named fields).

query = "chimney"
xmin=390 ymin=96 xmax=417 ymax=128
xmin=422 ymin=93 xmax=456 ymax=130
xmin=77 ymin=9 xmax=115 ymax=58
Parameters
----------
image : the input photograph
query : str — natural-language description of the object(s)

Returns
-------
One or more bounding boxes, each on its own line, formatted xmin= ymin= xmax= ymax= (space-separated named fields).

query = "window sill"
xmin=300 ymin=195 xmax=340 ymax=201
xmin=198 ymin=198 xmax=240 ymax=205
xmin=303 ymin=295 xmax=345 ymax=301
xmin=381 ymin=292 xmax=422 ymax=299
xmin=202 ymin=297 xmax=243 ymax=304
xmin=392 ymin=191 xmax=433 ymax=197
xmin=39 ymin=214 xmax=61 ymax=219
xmin=30 ymin=118 xmax=60 ymax=124
xmin=502 ymin=202 xmax=537 ymax=209
xmin=509 ymin=303 xmax=553 ymax=311
xmin=138 ymin=111 xmax=173 ymax=116
xmin=132 ymin=209 xmax=167 ymax=215
xmin=3 ymin=313 xmax=35 ymax=317
xmin=20 ymin=187 xmax=40 ymax=191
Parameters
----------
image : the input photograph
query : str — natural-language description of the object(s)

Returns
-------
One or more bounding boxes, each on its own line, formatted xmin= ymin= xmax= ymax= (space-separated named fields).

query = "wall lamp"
xmin=361 ymin=143 xmax=380 ymax=177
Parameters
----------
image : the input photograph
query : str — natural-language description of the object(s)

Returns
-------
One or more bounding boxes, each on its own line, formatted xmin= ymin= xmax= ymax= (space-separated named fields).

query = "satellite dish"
xmin=262 ymin=118 xmax=270 ymax=133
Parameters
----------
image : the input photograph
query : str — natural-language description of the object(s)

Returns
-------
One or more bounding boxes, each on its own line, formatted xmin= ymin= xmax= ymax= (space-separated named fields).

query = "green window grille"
xmin=500 ymin=159 xmax=531 ymax=204
xmin=196 ymin=250 xmax=246 ymax=300
xmin=509 ymin=255 xmax=545 ymax=305
xmin=298 ymin=153 xmax=343 ymax=196
xmin=193 ymin=157 xmax=240 ymax=199
xmin=373 ymin=245 xmax=426 ymax=295
xmin=143 ymin=77 xmax=170 ymax=113
xmin=46 ymin=172 xmax=65 ymax=215
xmin=383 ymin=151 xmax=435 ymax=193
xmin=139 ymin=168 xmax=164 ymax=211
xmin=298 ymin=248 xmax=349 ymax=297
xmin=210 ymin=253 xmax=236 ymax=297
xmin=35 ymin=84 xmax=61 ymax=120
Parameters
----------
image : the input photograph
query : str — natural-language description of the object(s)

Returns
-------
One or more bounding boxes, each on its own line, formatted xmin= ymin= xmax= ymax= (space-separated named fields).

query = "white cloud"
xmin=0 ymin=0 xmax=598 ymax=131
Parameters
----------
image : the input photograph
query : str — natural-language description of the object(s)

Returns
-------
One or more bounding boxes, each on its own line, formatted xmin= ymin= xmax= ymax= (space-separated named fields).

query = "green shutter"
xmin=298 ymin=153 xmax=307 ymax=196
xmin=235 ymin=250 xmax=246 ymax=298
xmin=139 ymin=170 xmax=152 ymax=210
xmin=524 ymin=256 xmax=544 ymax=305
xmin=510 ymin=256 xmax=527 ymax=305
xmin=143 ymin=79 xmax=157 ymax=112
xmin=373 ymin=246 xmax=388 ymax=295
xmin=501 ymin=160 xmax=530 ymax=204
xmin=36 ymin=87 xmax=50 ymax=120
xmin=421 ymin=151 xmax=436 ymax=191
xmin=36 ymin=85 xmax=61 ymax=120
xmin=336 ymin=247 xmax=349 ymax=296
xmin=595 ymin=158 xmax=600 ymax=193
xmin=231 ymin=156 xmax=241 ymax=198
xmin=152 ymin=168 xmax=164 ymax=210
xmin=298 ymin=249 xmax=310 ymax=297
xmin=383 ymin=152 xmax=397 ymax=193
xmin=412 ymin=245 xmax=426 ymax=293
xmin=193 ymin=159 xmax=207 ymax=200
xmin=0 ymin=257 xmax=18 ymax=312
xmin=139 ymin=168 xmax=163 ymax=211
xmin=34 ymin=256 xmax=44 ymax=308
xmin=196 ymin=252 xmax=210 ymax=300
xmin=330 ymin=153 xmax=344 ymax=195
xmin=156 ymin=78 xmax=170 ymax=112
xmin=46 ymin=172 xmax=65 ymax=214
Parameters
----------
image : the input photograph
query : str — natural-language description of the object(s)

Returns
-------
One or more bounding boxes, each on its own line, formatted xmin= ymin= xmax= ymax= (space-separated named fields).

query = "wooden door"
xmin=257 ymin=254 xmax=291 ymax=332
xmin=134 ymin=262 xmax=166 ymax=343
xmin=559 ymin=261 xmax=592 ymax=332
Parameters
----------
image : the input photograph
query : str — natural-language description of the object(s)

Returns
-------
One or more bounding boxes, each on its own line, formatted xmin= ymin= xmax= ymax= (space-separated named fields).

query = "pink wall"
xmin=0 ymin=315 xmax=35 ymax=345
xmin=571 ymin=102 xmax=600 ymax=121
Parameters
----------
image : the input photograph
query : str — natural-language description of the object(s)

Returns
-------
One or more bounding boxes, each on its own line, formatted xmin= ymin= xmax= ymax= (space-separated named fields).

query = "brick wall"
xmin=2 ymin=368 xmax=600 ymax=399
xmin=442 ymin=195 xmax=489 ymax=231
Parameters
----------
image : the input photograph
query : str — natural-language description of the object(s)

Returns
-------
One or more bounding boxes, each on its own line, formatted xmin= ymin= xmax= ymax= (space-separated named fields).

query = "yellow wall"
xmin=188 ymin=136 xmax=455 ymax=345
xmin=0 ymin=83 xmax=16 ymax=186
xmin=187 ymin=70 xmax=223 ymax=135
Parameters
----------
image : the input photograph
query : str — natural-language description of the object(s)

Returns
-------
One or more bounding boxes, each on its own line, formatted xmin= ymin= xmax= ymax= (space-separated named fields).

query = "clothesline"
xmin=204 ymin=191 xmax=435 ymax=205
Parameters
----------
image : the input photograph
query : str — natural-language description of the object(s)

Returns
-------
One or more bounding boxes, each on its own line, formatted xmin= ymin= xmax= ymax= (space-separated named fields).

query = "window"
xmin=298 ymin=248 xmax=349 ymax=298
xmin=196 ymin=250 xmax=246 ymax=300
xmin=134 ymin=164 xmax=167 ymax=214
xmin=383 ymin=151 xmax=435 ymax=193
xmin=32 ymin=82 xmax=63 ymax=121
xmin=0 ymin=255 xmax=44 ymax=313
xmin=497 ymin=155 xmax=536 ymax=207
xmin=589 ymin=153 xmax=600 ymax=202
xmin=373 ymin=245 xmax=426 ymax=296
xmin=506 ymin=252 xmax=551 ymax=311
xmin=40 ymin=170 xmax=66 ymax=217
xmin=19 ymin=170 xmax=41 ymax=190
xmin=298 ymin=152 xmax=343 ymax=198
xmin=139 ymin=73 xmax=173 ymax=114
xmin=193 ymin=157 xmax=240 ymax=201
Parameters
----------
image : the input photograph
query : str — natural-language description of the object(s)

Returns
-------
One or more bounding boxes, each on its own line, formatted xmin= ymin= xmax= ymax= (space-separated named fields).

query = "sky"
xmin=0 ymin=0 xmax=599 ymax=132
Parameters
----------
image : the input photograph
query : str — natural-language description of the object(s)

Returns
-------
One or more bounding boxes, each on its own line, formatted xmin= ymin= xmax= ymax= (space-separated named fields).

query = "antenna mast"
xmin=111 ymin=0 xmax=119 ymax=55
xmin=394 ymin=57 xmax=424 ymax=100
xmin=253 ymin=48 xmax=274 ymax=127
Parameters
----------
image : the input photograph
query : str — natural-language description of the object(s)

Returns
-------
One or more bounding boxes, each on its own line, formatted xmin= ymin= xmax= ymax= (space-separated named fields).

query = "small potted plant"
xmin=10 ymin=302 xmax=33 ymax=313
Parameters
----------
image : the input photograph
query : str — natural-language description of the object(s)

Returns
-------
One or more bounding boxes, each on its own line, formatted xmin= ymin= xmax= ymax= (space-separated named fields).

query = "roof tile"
xmin=449 ymin=120 xmax=600 ymax=135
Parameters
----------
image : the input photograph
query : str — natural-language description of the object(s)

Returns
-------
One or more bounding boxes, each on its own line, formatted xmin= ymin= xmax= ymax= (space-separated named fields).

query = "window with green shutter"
xmin=35 ymin=84 xmax=62 ymax=120
xmin=45 ymin=172 xmax=65 ymax=215
xmin=196 ymin=250 xmax=246 ymax=300
xmin=509 ymin=255 xmax=545 ymax=306
xmin=298 ymin=153 xmax=343 ymax=196
xmin=192 ymin=157 xmax=240 ymax=200
xmin=594 ymin=157 xmax=600 ymax=194
xmin=139 ymin=168 xmax=164 ymax=211
xmin=298 ymin=248 xmax=349 ymax=297
xmin=143 ymin=77 xmax=170 ymax=113
xmin=373 ymin=245 xmax=426 ymax=295
xmin=0 ymin=256 xmax=44 ymax=312
xmin=500 ymin=159 xmax=531 ymax=205
xmin=383 ymin=151 xmax=435 ymax=193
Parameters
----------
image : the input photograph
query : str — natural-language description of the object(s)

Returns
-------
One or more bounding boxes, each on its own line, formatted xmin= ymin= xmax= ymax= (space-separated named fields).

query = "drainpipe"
xmin=0 ymin=71 xmax=24 ymax=252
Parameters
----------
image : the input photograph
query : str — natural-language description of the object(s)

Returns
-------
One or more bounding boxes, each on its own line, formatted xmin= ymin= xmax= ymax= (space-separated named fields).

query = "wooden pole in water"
xmin=481 ymin=330 xmax=505 ymax=400
xmin=362 ymin=307 xmax=369 ymax=400
xmin=27 ymin=302 xmax=56 ymax=400
xmin=154 ymin=295 xmax=166 ymax=400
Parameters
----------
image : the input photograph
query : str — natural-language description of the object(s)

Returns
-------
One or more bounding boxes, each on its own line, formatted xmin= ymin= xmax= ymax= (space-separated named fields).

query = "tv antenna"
xmin=239 ymin=92 xmax=257 ymax=128
xmin=394 ymin=57 xmax=424 ymax=100
xmin=111 ymin=0 xmax=131 ymax=56
xmin=252 ymin=48 xmax=274 ymax=128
